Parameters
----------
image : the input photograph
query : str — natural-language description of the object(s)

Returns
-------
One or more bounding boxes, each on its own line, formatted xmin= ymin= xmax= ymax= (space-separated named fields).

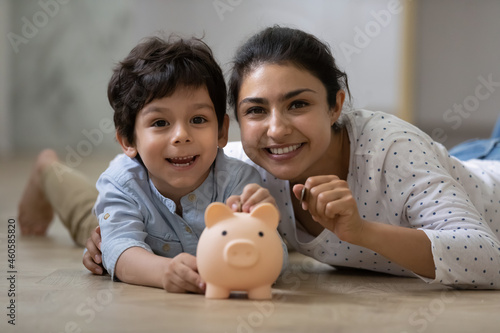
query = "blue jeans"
xmin=449 ymin=115 xmax=500 ymax=161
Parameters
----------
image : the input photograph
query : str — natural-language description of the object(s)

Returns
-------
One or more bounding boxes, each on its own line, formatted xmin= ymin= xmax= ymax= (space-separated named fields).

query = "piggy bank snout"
xmin=223 ymin=239 xmax=258 ymax=268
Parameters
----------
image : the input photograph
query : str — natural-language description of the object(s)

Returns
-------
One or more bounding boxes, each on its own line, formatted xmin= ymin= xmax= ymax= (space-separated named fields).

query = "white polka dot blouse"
xmin=225 ymin=109 xmax=500 ymax=289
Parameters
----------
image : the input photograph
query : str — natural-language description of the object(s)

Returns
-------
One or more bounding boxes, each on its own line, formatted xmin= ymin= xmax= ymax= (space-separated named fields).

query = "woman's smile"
xmin=237 ymin=63 xmax=341 ymax=182
xmin=263 ymin=143 xmax=304 ymax=162
xmin=266 ymin=143 xmax=303 ymax=155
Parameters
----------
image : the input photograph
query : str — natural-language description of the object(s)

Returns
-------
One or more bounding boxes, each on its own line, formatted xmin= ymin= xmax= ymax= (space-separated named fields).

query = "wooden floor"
xmin=1 ymin=153 xmax=500 ymax=333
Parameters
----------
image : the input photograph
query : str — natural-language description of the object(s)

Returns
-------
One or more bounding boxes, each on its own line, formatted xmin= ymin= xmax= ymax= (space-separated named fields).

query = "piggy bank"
xmin=196 ymin=202 xmax=283 ymax=299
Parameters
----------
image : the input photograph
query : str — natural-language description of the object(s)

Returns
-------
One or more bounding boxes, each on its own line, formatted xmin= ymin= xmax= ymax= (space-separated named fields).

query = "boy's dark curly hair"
xmin=108 ymin=35 xmax=227 ymax=145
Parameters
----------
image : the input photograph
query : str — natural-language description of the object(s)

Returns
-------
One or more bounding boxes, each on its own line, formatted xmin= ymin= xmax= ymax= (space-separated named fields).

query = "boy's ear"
xmin=116 ymin=132 xmax=138 ymax=158
xmin=217 ymin=115 xmax=230 ymax=149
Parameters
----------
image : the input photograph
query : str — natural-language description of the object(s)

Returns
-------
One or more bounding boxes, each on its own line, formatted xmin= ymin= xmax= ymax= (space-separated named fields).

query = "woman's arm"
xmin=355 ymin=221 xmax=434 ymax=278
xmin=293 ymin=178 xmax=435 ymax=278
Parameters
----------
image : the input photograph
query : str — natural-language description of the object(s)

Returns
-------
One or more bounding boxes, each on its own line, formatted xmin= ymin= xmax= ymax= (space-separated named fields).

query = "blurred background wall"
xmin=0 ymin=0 xmax=11 ymax=156
xmin=1 ymin=0 xmax=499 ymax=162
xmin=415 ymin=0 xmax=500 ymax=148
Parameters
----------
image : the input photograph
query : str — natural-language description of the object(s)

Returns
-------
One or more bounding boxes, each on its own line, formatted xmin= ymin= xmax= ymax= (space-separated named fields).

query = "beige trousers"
xmin=41 ymin=161 xmax=99 ymax=247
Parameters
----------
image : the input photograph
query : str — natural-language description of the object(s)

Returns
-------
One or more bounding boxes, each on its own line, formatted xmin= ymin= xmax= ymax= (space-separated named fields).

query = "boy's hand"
xmin=82 ymin=226 xmax=104 ymax=275
xmin=162 ymin=253 xmax=205 ymax=294
xmin=226 ymin=183 xmax=276 ymax=213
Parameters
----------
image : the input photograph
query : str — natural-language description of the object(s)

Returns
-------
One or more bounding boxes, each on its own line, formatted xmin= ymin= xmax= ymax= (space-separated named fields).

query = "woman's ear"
xmin=116 ymin=132 xmax=138 ymax=158
xmin=330 ymin=90 xmax=346 ymax=126
xmin=217 ymin=114 xmax=230 ymax=149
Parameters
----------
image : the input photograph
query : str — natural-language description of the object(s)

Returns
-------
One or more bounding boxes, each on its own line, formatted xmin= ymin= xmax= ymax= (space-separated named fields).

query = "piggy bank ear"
xmin=204 ymin=202 xmax=234 ymax=228
xmin=250 ymin=203 xmax=279 ymax=229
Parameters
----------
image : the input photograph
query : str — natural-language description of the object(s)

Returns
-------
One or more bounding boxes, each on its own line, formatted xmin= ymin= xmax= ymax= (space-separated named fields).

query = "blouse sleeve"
xmin=381 ymin=132 xmax=500 ymax=289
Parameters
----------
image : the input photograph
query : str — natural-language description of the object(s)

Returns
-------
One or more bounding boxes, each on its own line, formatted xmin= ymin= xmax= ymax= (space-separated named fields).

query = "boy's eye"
xmin=152 ymin=120 xmax=167 ymax=127
xmin=191 ymin=116 xmax=207 ymax=124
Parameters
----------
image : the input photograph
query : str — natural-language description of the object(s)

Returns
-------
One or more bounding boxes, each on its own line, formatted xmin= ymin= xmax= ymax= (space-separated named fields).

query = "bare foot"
xmin=18 ymin=149 xmax=59 ymax=235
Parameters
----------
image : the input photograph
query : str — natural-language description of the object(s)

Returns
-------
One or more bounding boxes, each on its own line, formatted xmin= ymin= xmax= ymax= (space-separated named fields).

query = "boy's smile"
xmin=167 ymin=155 xmax=197 ymax=168
xmin=118 ymin=86 xmax=228 ymax=204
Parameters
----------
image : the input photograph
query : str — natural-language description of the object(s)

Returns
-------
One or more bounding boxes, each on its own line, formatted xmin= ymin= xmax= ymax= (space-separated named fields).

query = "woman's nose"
xmin=267 ymin=110 xmax=292 ymax=139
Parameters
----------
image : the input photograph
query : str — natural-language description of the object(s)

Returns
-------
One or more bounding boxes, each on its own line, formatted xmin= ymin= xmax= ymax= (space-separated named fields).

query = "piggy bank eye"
xmin=258 ymin=231 xmax=264 ymax=237
xmin=222 ymin=230 xmax=227 ymax=236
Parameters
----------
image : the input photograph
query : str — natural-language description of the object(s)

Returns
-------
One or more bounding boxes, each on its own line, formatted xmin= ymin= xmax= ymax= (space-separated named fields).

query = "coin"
xmin=300 ymin=187 xmax=306 ymax=205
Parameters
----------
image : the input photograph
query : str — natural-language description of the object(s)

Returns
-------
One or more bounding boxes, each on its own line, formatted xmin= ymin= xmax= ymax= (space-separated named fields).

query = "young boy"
xmin=96 ymin=35 xmax=286 ymax=293
xmin=19 ymin=35 xmax=283 ymax=294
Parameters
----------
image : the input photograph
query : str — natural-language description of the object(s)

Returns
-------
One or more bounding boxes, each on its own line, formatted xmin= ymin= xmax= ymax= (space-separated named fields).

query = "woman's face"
xmin=236 ymin=63 xmax=343 ymax=183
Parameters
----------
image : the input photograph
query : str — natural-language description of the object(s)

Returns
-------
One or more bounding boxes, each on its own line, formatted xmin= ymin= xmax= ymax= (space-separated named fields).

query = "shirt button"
xmin=162 ymin=244 xmax=170 ymax=252
xmin=185 ymin=226 xmax=193 ymax=233
xmin=188 ymin=194 xmax=196 ymax=202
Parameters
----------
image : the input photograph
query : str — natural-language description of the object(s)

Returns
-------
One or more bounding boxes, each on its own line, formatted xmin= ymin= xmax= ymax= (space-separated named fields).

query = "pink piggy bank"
xmin=196 ymin=202 xmax=283 ymax=299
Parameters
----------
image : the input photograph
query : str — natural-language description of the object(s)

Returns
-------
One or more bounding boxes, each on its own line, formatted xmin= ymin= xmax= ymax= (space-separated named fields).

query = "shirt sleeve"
xmin=223 ymin=160 xmax=264 ymax=197
xmin=94 ymin=175 xmax=153 ymax=280
xmin=382 ymin=132 xmax=500 ymax=289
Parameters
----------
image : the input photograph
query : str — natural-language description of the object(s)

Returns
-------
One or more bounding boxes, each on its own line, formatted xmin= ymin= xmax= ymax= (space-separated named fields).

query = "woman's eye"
xmin=290 ymin=101 xmax=308 ymax=109
xmin=245 ymin=107 xmax=265 ymax=115
xmin=192 ymin=116 xmax=207 ymax=124
xmin=152 ymin=120 xmax=167 ymax=127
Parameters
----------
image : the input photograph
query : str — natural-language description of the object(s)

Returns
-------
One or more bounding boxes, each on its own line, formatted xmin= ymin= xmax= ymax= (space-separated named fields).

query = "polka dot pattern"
xmin=224 ymin=110 xmax=500 ymax=289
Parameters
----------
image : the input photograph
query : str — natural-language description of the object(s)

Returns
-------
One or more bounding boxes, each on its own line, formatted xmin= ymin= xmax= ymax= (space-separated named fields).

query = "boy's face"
xmin=119 ymin=86 xmax=228 ymax=200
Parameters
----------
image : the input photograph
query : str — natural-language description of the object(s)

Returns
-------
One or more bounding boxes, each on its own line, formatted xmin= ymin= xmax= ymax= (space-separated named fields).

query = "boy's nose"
xmin=171 ymin=124 xmax=192 ymax=144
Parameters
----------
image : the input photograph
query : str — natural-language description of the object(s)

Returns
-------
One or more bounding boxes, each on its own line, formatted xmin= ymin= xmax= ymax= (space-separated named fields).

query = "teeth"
xmin=170 ymin=156 xmax=194 ymax=162
xmin=168 ymin=155 xmax=195 ymax=167
xmin=269 ymin=144 xmax=301 ymax=155
xmin=172 ymin=162 xmax=191 ymax=167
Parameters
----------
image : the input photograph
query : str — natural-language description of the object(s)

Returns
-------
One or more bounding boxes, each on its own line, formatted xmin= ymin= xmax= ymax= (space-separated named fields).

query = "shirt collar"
xmin=147 ymin=150 xmax=222 ymax=213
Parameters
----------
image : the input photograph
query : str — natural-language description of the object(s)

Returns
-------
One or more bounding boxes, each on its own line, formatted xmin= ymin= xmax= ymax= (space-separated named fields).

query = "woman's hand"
xmin=82 ymin=226 xmax=104 ymax=275
xmin=226 ymin=183 xmax=276 ymax=213
xmin=162 ymin=253 xmax=205 ymax=294
xmin=294 ymin=176 xmax=435 ymax=278
xmin=292 ymin=175 xmax=365 ymax=244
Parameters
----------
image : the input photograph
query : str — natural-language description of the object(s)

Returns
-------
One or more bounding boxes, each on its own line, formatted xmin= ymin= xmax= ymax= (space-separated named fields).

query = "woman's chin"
xmin=262 ymin=163 xmax=302 ymax=181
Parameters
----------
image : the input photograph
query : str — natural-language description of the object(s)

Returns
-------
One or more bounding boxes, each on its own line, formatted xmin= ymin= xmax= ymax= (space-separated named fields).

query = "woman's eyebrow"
xmin=239 ymin=88 xmax=316 ymax=108
xmin=238 ymin=97 xmax=267 ymax=107
xmin=282 ymin=88 xmax=316 ymax=101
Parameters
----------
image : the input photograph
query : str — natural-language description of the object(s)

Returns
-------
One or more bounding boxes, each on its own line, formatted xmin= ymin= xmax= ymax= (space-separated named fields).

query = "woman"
xmin=20 ymin=26 xmax=500 ymax=289
xmin=223 ymin=26 xmax=500 ymax=289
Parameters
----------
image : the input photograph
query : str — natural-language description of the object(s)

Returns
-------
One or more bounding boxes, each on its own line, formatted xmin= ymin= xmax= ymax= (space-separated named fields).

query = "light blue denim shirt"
xmin=94 ymin=149 xmax=289 ymax=279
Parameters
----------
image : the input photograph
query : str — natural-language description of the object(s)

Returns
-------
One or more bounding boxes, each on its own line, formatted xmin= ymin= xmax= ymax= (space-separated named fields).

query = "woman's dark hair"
xmin=228 ymin=26 xmax=351 ymax=126
xmin=108 ymin=35 xmax=227 ymax=145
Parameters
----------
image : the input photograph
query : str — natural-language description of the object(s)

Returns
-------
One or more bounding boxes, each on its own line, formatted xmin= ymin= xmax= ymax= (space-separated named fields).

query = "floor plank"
xmin=1 ymin=153 xmax=500 ymax=332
